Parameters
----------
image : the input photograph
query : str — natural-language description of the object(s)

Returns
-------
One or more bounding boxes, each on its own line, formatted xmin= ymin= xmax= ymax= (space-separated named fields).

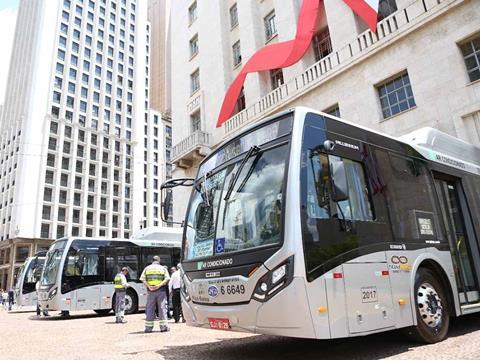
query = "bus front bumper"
xmin=181 ymin=277 xmax=316 ymax=338
xmin=38 ymin=290 xmax=71 ymax=312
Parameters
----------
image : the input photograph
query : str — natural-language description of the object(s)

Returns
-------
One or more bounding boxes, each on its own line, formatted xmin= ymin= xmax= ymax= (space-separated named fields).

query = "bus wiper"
xmin=224 ymin=145 xmax=260 ymax=201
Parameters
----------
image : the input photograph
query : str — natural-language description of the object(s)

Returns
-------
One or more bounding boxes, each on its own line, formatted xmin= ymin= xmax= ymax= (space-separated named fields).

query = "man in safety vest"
xmin=140 ymin=255 xmax=170 ymax=333
xmin=114 ymin=267 xmax=130 ymax=323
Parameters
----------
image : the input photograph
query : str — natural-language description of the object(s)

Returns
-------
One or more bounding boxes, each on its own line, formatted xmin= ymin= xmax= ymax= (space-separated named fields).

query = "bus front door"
xmin=434 ymin=176 xmax=480 ymax=305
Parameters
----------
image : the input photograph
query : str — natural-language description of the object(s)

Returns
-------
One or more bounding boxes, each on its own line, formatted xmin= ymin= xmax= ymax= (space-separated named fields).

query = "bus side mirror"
xmin=162 ymin=190 xmax=172 ymax=223
xmin=330 ymin=159 xmax=349 ymax=202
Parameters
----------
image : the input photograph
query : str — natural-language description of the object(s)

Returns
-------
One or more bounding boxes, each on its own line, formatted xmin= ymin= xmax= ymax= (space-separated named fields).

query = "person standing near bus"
xmin=2 ymin=290 xmax=8 ymax=310
xmin=140 ymin=256 xmax=170 ymax=333
xmin=168 ymin=266 xmax=184 ymax=323
xmin=8 ymin=288 xmax=14 ymax=311
xmin=114 ymin=267 xmax=130 ymax=323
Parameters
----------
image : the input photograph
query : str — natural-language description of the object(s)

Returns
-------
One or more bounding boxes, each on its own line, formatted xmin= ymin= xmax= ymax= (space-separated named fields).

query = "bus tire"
xmin=124 ymin=289 xmax=138 ymax=315
xmin=408 ymin=268 xmax=450 ymax=344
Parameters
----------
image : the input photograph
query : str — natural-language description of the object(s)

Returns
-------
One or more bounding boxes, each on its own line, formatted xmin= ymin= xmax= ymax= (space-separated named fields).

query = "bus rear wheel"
xmin=409 ymin=268 xmax=450 ymax=343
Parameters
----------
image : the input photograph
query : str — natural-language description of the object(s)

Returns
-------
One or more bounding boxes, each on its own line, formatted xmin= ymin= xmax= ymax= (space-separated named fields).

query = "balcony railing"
xmin=172 ymin=130 xmax=212 ymax=168
xmin=223 ymin=0 xmax=458 ymax=136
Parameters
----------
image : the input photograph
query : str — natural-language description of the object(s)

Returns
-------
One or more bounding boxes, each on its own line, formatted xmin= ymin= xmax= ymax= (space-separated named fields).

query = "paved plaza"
xmin=1 ymin=309 xmax=479 ymax=359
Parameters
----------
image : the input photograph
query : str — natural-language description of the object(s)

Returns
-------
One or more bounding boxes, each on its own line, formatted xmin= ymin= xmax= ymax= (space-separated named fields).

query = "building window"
xmin=40 ymin=224 xmax=50 ymax=239
xmin=190 ymin=69 xmax=200 ymax=94
xmin=16 ymin=246 xmax=30 ymax=262
xmin=45 ymin=170 xmax=54 ymax=184
xmin=264 ymin=11 xmax=277 ymax=41
xmin=50 ymin=122 xmax=58 ymax=134
xmin=377 ymin=72 xmax=415 ymax=119
xmin=188 ymin=1 xmax=198 ymax=24
xmin=459 ymin=35 xmax=480 ymax=83
xmin=189 ymin=34 xmax=198 ymax=58
xmin=44 ymin=187 xmax=53 ymax=202
xmin=60 ymin=173 xmax=68 ymax=186
xmin=235 ymin=87 xmax=246 ymax=113
xmin=312 ymin=28 xmax=332 ymax=62
xmin=191 ymin=111 xmax=201 ymax=133
xmin=74 ymin=193 xmax=81 ymax=206
xmin=59 ymin=190 xmax=67 ymax=204
xmin=377 ymin=0 xmax=398 ymax=21
xmin=42 ymin=205 xmax=51 ymax=220
xmin=57 ymin=225 xmax=65 ymax=238
xmin=230 ymin=4 xmax=238 ymax=28
xmin=47 ymin=154 xmax=55 ymax=167
xmin=323 ymin=104 xmax=341 ymax=118
xmin=232 ymin=40 xmax=242 ymax=67
xmin=270 ymin=68 xmax=284 ymax=90
xmin=58 ymin=207 xmax=66 ymax=222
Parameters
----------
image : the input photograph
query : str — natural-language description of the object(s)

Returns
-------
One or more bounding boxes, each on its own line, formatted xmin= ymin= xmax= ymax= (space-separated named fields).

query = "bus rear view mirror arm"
xmin=160 ymin=178 xmax=195 ymax=226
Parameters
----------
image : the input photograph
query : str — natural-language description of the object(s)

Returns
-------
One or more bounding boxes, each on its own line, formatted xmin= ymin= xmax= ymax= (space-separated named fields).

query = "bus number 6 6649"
xmin=220 ymin=284 xmax=246 ymax=295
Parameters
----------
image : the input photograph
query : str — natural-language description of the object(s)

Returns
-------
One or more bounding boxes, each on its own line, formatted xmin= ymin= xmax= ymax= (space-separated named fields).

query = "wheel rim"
xmin=124 ymin=294 xmax=133 ymax=313
xmin=417 ymin=282 xmax=443 ymax=328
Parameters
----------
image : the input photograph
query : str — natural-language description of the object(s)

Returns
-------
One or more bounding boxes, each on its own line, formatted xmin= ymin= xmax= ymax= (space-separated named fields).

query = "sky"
xmin=0 ymin=0 xmax=18 ymax=104
xmin=0 ymin=0 xmax=19 ymax=11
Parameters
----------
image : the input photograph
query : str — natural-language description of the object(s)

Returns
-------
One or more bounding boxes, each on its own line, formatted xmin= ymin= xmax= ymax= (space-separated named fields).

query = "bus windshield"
xmin=184 ymin=143 xmax=289 ymax=261
xmin=14 ymin=264 xmax=25 ymax=290
xmin=41 ymin=241 xmax=67 ymax=286
xmin=24 ymin=258 xmax=44 ymax=284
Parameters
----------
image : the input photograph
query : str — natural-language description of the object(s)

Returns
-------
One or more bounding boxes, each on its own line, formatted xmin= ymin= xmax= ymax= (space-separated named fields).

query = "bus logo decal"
xmin=391 ymin=256 xmax=408 ymax=264
xmin=208 ymin=285 xmax=219 ymax=298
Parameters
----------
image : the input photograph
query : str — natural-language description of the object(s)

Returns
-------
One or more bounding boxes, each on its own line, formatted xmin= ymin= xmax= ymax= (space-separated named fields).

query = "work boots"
xmin=160 ymin=325 xmax=170 ymax=332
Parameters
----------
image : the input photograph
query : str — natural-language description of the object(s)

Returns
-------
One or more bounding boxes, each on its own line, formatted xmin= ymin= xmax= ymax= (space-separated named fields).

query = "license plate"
xmin=208 ymin=318 xmax=230 ymax=330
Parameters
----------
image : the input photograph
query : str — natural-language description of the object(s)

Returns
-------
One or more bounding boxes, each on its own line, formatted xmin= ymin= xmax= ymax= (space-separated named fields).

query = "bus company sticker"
xmin=389 ymin=255 xmax=412 ymax=273
xmin=193 ymin=240 xmax=214 ymax=259
xmin=208 ymin=285 xmax=219 ymax=298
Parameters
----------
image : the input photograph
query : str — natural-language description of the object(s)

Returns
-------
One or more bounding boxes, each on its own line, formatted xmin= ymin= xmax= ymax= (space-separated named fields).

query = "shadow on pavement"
xmin=29 ymin=312 xmax=112 ymax=321
xmin=156 ymin=312 xmax=480 ymax=360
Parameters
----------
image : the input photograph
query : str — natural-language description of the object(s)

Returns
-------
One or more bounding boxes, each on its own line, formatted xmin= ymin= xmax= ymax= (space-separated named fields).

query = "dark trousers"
xmin=172 ymin=288 xmax=181 ymax=322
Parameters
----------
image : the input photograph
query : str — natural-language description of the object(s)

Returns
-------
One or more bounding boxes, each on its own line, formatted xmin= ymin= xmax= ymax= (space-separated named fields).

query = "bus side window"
xmin=374 ymin=150 xmax=443 ymax=243
xmin=117 ymin=249 xmax=139 ymax=281
xmin=306 ymin=152 xmax=374 ymax=222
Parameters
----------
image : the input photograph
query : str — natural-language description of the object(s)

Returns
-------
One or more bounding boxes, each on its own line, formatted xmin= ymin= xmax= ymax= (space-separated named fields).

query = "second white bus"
xmin=38 ymin=228 xmax=181 ymax=316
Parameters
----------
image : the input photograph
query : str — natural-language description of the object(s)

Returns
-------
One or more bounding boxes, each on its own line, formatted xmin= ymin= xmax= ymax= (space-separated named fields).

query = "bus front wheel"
xmin=408 ymin=268 xmax=450 ymax=343
xmin=124 ymin=289 xmax=138 ymax=315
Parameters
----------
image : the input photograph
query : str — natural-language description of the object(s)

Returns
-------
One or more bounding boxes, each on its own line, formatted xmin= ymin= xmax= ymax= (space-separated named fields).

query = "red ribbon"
xmin=216 ymin=0 xmax=321 ymax=128
xmin=216 ymin=0 xmax=378 ymax=128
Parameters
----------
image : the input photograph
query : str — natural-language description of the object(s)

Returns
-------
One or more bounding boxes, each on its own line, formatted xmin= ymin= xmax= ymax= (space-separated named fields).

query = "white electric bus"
xmin=14 ymin=252 xmax=46 ymax=307
xmin=164 ymin=107 xmax=480 ymax=343
xmin=38 ymin=227 xmax=181 ymax=316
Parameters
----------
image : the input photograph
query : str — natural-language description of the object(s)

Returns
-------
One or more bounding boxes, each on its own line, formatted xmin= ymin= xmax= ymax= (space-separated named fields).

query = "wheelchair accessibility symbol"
xmin=215 ymin=238 xmax=225 ymax=254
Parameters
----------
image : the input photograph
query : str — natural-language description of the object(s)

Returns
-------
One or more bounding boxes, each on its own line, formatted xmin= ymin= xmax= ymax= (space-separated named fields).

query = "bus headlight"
xmin=48 ymin=288 xmax=57 ymax=300
xmin=252 ymin=256 xmax=294 ymax=302
xmin=272 ymin=264 xmax=287 ymax=285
